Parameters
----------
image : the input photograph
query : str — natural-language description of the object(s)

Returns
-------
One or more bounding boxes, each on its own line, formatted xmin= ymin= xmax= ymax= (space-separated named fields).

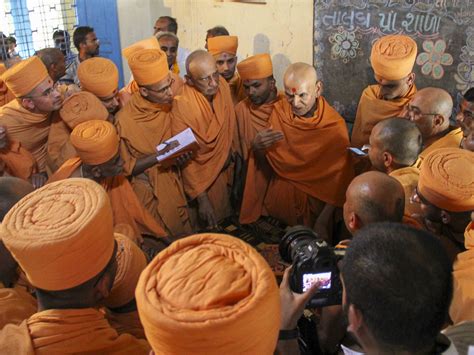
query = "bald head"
xmin=407 ymin=87 xmax=452 ymax=141
xmin=185 ymin=50 xmax=219 ymax=98
xmin=283 ymin=63 xmax=321 ymax=117
xmin=344 ymin=171 xmax=405 ymax=234
xmin=0 ymin=177 xmax=34 ymax=221
xmin=417 ymin=87 xmax=452 ymax=119
xmin=186 ymin=50 xmax=214 ymax=77
xmin=369 ymin=118 xmax=423 ymax=171
xmin=284 ymin=62 xmax=317 ymax=87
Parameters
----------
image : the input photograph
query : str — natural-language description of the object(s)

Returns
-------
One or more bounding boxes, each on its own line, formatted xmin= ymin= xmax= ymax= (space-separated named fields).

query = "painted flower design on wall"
xmin=454 ymin=27 xmax=474 ymax=93
xmin=329 ymin=29 xmax=361 ymax=63
xmin=416 ymin=39 xmax=453 ymax=79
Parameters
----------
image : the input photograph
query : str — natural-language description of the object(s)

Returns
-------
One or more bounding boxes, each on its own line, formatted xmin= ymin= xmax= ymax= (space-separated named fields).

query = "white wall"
xmin=117 ymin=0 xmax=314 ymax=87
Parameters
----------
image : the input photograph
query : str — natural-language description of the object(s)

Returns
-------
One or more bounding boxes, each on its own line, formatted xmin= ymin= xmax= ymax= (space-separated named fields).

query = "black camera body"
xmin=279 ymin=226 xmax=344 ymax=308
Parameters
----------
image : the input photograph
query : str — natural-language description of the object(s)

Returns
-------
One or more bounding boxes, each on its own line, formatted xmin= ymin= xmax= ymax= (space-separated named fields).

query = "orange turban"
xmin=127 ymin=48 xmax=169 ymax=86
xmin=105 ymin=234 xmax=147 ymax=309
xmin=418 ymin=148 xmax=474 ymax=212
xmin=77 ymin=57 xmax=119 ymax=98
xmin=237 ymin=54 xmax=273 ymax=80
xmin=135 ymin=233 xmax=280 ymax=355
xmin=70 ymin=120 xmax=119 ymax=165
xmin=60 ymin=91 xmax=109 ymax=129
xmin=370 ymin=35 xmax=417 ymax=81
xmin=0 ymin=56 xmax=49 ymax=97
xmin=207 ymin=36 xmax=238 ymax=57
xmin=0 ymin=178 xmax=115 ymax=291
xmin=122 ymin=36 xmax=160 ymax=61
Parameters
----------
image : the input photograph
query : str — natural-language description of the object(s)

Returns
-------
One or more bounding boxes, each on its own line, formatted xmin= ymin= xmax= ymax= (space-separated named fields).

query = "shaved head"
xmin=406 ymin=87 xmax=452 ymax=141
xmin=416 ymin=87 xmax=453 ymax=120
xmin=185 ymin=49 xmax=214 ymax=77
xmin=343 ymin=171 xmax=405 ymax=234
xmin=185 ymin=50 xmax=219 ymax=98
xmin=0 ymin=177 xmax=34 ymax=221
xmin=283 ymin=63 xmax=321 ymax=117
xmin=369 ymin=118 xmax=423 ymax=171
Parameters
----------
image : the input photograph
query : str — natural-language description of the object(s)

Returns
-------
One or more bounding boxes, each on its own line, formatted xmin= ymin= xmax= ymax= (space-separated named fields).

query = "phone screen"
xmin=347 ymin=147 xmax=368 ymax=156
xmin=302 ymin=272 xmax=332 ymax=292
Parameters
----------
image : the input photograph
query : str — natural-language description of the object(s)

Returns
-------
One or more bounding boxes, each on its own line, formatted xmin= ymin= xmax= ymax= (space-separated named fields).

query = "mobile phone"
xmin=347 ymin=147 xmax=368 ymax=157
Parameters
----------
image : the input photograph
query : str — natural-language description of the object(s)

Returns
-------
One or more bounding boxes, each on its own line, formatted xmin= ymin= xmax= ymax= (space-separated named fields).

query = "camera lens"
xmin=279 ymin=225 xmax=319 ymax=263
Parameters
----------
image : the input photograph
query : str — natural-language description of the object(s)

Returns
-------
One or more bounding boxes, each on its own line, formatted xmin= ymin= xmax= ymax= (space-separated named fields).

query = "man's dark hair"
xmin=463 ymin=87 xmax=474 ymax=102
xmin=375 ymin=118 xmax=423 ymax=166
xmin=158 ymin=16 xmax=178 ymax=34
xmin=6 ymin=36 xmax=16 ymax=45
xmin=206 ymin=26 xmax=229 ymax=37
xmin=73 ymin=26 xmax=94 ymax=51
xmin=53 ymin=29 xmax=70 ymax=41
xmin=0 ymin=33 xmax=8 ymax=61
xmin=36 ymin=48 xmax=64 ymax=69
xmin=342 ymin=223 xmax=452 ymax=352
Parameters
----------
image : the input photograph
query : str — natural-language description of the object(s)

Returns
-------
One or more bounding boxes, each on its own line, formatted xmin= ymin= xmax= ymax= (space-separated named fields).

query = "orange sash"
xmin=351 ymin=84 xmax=416 ymax=146
xmin=240 ymin=96 xmax=354 ymax=224
xmin=116 ymin=92 xmax=191 ymax=236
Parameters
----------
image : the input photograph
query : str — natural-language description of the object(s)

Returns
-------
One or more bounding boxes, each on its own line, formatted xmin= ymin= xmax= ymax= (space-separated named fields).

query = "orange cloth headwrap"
xmin=70 ymin=120 xmax=119 ymax=165
xmin=105 ymin=234 xmax=147 ymax=309
xmin=135 ymin=233 xmax=280 ymax=355
xmin=237 ymin=53 xmax=273 ymax=80
xmin=0 ymin=56 xmax=49 ymax=97
xmin=370 ymin=35 xmax=417 ymax=81
xmin=127 ymin=48 xmax=169 ymax=86
xmin=77 ymin=57 xmax=119 ymax=98
xmin=122 ymin=36 xmax=160 ymax=61
xmin=418 ymin=148 xmax=474 ymax=212
xmin=60 ymin=91 xmax=109 ymax=129
xmin=207 ymin=36 xmax=238 ymax=57
xmin=0 ymin=178 xmax=115 ymax=291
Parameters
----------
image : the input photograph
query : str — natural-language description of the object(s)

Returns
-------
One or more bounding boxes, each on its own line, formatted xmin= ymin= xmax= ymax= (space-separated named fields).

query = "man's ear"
xmin=433 ymin=114 xmax=446 ymax=129
xmin=20 ymin=98 xmax=35 ymax=111
xmin=407 ymin=72 xmax=416 ymax=87
xmin=93 ymin=272 xmax=114 ymax=302
xmin=383 ymin=151 xmax=393 ymax=168
xmin=138 ymin=86 xmax=148 ymax=98
xmin=349 ymin=212 xmax=362 ymax=232
xmin=185 ymin=74 xmax=194 ymax=87
xmin=315 ymin=80 xmax=323 ymax=97
xmin=347 ymin=304 xmax=364 ymax=334
xmin=440 ymin=210 xmax=451 ymax=225
xmin=91 ymin=166 xmax=102 ymax=179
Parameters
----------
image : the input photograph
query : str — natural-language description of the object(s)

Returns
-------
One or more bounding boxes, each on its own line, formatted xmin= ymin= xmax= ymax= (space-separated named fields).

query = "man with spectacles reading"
xmin=116 ymin=48 xmax=193 ymax=238
xmin=0 ymin=56 xmax=63 ymax=188
xmin=171 ymin=49 xmax=239 ymax=229
xmin=404 ymin=87 xmax=462 ymax=169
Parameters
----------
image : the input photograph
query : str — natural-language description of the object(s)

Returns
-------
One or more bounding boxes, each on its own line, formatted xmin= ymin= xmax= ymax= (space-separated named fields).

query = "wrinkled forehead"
xmin=189 ymin=56 xmax=217 ymax=77
xmin=283 ymin=77 xmax=314 ymax=95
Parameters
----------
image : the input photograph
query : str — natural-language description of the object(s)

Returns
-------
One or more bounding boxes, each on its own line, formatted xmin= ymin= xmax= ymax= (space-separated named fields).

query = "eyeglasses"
xmin=23 ymin=83 xmax=59 ymax=99
xmin=411 ymin=186 xmax=431 ymax=205
xmin=196 ymin=71 xmax=220 ymax=84
xmin=144 ymin=78 xmax=175 ymax=94
xmin=406 ymin=105 xmax=438 ymax=117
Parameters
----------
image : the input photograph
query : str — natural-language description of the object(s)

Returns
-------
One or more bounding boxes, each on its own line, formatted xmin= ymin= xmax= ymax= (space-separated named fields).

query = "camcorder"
xmin=279 ymin=225 xmax=345 ymax=308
